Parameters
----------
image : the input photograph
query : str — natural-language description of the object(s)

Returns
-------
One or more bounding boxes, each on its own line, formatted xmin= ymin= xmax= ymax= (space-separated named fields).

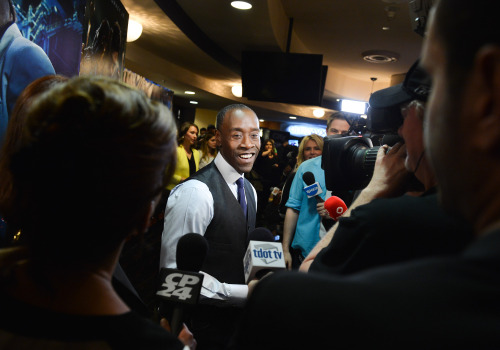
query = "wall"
xmin=195 ymin=108 xmax=283 ymax=131
xmin=195 ymin=108 xmax=218 ymax=129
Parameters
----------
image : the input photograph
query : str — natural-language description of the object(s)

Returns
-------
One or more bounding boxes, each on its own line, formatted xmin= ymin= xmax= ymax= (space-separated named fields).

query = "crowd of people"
xmin=1 ymin=0 xmax=500 ymax=348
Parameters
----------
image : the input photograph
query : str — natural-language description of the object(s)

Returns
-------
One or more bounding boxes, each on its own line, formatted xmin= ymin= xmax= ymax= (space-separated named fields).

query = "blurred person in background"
xmin=199 ymin=131 xmax=217 ymax=169
xmin=255 ymin=138 xmax=282 ymax=223
xmin=166 ymin=122 xmax=200 ymax=192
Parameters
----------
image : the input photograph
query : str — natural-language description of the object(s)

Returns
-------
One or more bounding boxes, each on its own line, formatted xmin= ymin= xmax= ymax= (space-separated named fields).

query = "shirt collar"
xmin=214 ymin=153 xmax=243 ymax=184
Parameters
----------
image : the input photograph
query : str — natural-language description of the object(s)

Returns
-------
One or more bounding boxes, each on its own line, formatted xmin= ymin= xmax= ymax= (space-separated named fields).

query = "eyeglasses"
xmin=400 ymin=100 xmax=426 ymax=119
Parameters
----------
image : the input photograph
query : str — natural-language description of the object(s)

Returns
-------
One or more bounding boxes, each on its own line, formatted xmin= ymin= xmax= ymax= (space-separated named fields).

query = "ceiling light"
xmin=185 ymin=91 xmax=195 ymax=95
xmin=361 ymin=50 xmax=399 ymax=63
xmin=259 ymin=119 xmax=264 ymax=122
xmin=127 ymin=19 xmax=143 ymax=42
xmin=382 ymin=26 xmax=390 ymax=31
xmin=289 ymin=116 xmax=297 ymax=119
xmin=313 ymin=109 xmax=325 ymax=118
xmin=231 ymin=1 xmax=252 ymax=10
xmin=190 ymin=101 xmax=198 ymax=105
xmin=231 ymin=85 xmax=242 ymax=98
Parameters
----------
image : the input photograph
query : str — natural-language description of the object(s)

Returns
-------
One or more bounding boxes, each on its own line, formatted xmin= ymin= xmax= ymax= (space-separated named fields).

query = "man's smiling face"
xmin=216 ymin=108 xmax=261 ymax=174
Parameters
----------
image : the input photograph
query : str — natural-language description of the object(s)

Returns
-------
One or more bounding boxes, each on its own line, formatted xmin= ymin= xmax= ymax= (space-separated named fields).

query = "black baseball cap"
xmin=368 ymin=59 xmax=431 ymax=109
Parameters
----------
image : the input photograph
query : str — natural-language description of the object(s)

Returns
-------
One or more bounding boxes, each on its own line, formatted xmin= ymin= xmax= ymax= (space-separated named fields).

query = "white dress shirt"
xmin=160 ymin=153 xmax=257 ymax=307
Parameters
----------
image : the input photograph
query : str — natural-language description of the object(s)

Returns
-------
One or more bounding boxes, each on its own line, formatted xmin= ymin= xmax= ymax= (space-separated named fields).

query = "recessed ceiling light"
xmin=362 ymin=50 xmax=399 ymax=63
xmin=313 ymin=109 xmax=325 ymax=118
xmin=259 ymin=119 xmax=264 ymax=122
xmin=185 ymin=91 xmax=195 ymax=95
xmin=190 ymin=101 xmax=198 ymax=104
xmin=382 ymin=26 xmax=390 ymax=31
xmin=231 ymin=1 xmax=252 ymax=10
xmin=289 ymin=116 xmax=297 ymax=119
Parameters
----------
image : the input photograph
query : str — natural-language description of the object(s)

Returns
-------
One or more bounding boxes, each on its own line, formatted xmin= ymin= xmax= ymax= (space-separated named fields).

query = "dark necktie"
xmin=236 ymin=177 xmax=247 ymax=216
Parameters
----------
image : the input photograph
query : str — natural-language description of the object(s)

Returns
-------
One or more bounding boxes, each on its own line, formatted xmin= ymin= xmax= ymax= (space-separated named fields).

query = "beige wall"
xmin=194 ymin=108 xmax=284 ymax=132
xmin=194 ymin=108 xmax=218 ymax=130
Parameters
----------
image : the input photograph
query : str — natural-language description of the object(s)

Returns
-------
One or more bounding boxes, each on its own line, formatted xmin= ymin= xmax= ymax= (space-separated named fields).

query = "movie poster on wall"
xmin=12 ymin=0 xmax=86 ymax=77
xmin=79 ymin=0 xmax=128 ymax=80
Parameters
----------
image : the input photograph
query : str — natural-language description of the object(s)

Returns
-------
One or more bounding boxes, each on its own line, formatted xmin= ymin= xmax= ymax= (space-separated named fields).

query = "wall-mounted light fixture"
xmin=231 ymin=84 xmax=243 ymax=97
xmin=127 ymin=19 xmax=143 ymax=42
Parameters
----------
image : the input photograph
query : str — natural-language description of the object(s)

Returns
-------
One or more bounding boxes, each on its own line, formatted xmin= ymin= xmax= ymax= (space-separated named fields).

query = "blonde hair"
xmin=296 ymin=134 xmax=324 ymax=168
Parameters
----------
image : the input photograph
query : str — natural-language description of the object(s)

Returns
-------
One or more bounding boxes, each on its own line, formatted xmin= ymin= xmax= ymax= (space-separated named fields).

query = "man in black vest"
xmin=160 ymin=104 xmax=260 ymax=349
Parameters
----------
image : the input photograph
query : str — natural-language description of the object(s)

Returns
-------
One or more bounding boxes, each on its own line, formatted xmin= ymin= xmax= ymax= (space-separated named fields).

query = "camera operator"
xmin=300 ymin=59 xmax=473 ymax=274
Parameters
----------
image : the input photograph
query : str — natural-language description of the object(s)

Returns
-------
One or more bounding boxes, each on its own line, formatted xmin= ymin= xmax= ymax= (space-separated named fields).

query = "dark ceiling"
xmin=121 ymin=0 xmax=425 ymax=125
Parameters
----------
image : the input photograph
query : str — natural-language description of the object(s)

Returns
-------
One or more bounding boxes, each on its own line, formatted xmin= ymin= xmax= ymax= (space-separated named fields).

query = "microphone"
xmin=303 ymin=171 xmax=324 ymax=203
xmin=157 ymin=233 xmax=208 ymax=336
xmin=324 ymin=195 xmax=348 ymax=220
xmin=243 ymin=227 xmax=286 ymax=283
xmin=176 ymin=232 xmax=209 ymax=271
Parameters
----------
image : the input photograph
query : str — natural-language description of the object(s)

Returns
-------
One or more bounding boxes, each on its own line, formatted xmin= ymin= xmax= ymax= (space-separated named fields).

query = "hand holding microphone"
xmin=157 ymin=233 xmax=208 ymax=336
xmin=324 ymin=196 xmax=348 ymax=220
xmin=243 ymin=227 xmax=286 ymax=283
xmin=302 ymin=171 xmax=324 ymax=203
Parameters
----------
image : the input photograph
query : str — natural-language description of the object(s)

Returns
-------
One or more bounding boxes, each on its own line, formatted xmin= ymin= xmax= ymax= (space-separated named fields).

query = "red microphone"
xmin=324 ymin=196 xmax=347 ymax=220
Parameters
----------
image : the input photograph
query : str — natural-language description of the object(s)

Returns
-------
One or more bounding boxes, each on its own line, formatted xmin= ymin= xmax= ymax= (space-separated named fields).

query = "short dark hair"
xmin=327 ymin=112 xmax=348 ymax=129
xmin=216 ymin=104 xmax=254 ymax=130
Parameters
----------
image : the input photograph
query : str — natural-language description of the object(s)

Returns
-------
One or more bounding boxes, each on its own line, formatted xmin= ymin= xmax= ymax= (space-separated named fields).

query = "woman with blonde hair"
xmin=295 ymin=134 xmax=324 ymax=171
xmin=279 ymin=134 xmax=324 ymax=217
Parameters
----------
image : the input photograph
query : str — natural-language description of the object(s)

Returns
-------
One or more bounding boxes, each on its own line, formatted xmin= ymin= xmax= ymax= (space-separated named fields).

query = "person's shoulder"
xmin=298 ymin=155 xmax=322 ymax=170
xmin=7 ymin=37 xmax=54 ymax=74
xmin=171 ymin=178 xmax=208 ymax=194
xmin=9 ymin=35 xmax=48 ymax=58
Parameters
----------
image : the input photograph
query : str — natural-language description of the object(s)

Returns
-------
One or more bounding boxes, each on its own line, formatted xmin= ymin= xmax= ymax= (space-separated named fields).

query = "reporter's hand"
xmin=248 ymin=271 xmax=273 ymax=297
xmin=364 ymin=142 xmax=412 ymax=199
xmin=316 ymin=202 xmax=330 ymax=218
xmin=160 ymin=318 xmax=197 ymax=350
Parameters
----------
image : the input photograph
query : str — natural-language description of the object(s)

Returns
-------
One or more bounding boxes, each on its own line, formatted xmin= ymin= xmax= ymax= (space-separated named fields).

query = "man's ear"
xmin=471 ymin=46 xmax=500 ymax=154
xmin=215 ymin=129 xmax=222 ymax=147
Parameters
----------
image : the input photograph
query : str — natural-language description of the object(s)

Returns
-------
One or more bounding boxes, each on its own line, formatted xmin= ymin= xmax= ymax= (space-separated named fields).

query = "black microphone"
xmin=176 ymin=233 xmax=209 ymax=271
xmin=157 ymin=233 xmax=208 ymax=336
xmin=246 ymin=226 xmax=276 ymax=246
xmin=303 ymin=171 xmax=324 ymax=203
xmin=243 ymin=227 xmax=285 ymax=283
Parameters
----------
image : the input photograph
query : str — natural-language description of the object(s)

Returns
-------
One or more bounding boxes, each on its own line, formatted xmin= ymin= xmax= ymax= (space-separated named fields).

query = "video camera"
xmin=320 ymin=0 xmax=434 ymax=193
xmin=321 ymin=106 xmax=404 ymax=192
